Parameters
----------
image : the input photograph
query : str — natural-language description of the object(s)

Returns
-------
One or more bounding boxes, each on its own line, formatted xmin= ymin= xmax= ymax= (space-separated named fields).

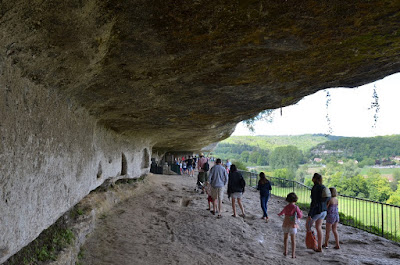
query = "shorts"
xmin=311 ymin=211 xmax=327 ymax=221
xmin=231 ymin=192 xmax=243 ymax=199
xmin=211 ymin=187 xmax=224 ymax=201
xmin=198 ymin=172 xmax=208 ymax=183
xmin=208 ymin=195 xmax=214 ymax=202
xmin=282 ymin=227 xmax=297 ymax=234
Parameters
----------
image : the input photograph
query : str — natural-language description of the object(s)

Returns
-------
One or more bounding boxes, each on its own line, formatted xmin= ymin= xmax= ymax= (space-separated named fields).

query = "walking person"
xmin=208 ymin=158 xmax=228 ymax=218
xmin=182 ymin=160 xmax=188 ymax=175
xmin=307 ymin=173 xmax=331 ymax=252
xmin=278 ymin=192 xmax=303 ymax=258
xmin=185 ymin=156 xmax=193 ymax=177
xmin=323 ymin=187 xmax=340 ymax=249
xmin=197 ymin=153 xmax=209 ymax=194
xmin=225 ymin=159 xmax=232 ymax=173
xmin=257 ymin=172 xmax=272 ymax=222
xmin=227 ymin=164 xmax=245 ymax=218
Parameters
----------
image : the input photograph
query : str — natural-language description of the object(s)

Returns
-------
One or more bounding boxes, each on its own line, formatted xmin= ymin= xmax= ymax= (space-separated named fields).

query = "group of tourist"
xmin=176 ymin=156 xmax=197 ymax=177
xmin=198 ymin=159 xmax=340 ymax=259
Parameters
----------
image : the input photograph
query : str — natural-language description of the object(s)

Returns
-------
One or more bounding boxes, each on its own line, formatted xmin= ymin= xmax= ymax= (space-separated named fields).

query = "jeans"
xmin=260 ymin=195 xmax=270 ymax=218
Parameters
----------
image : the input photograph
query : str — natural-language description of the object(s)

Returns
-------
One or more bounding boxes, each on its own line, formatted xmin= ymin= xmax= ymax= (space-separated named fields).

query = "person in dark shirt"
xmin=308 ymin=173 xmax=330 ymax=252
xmin=184 ymin=156 xmax=194 ymax=177
xmin=227 ymin=164 xmax=246 ymax=217
xmin=257 ymin=172 xmax=272 ymax=222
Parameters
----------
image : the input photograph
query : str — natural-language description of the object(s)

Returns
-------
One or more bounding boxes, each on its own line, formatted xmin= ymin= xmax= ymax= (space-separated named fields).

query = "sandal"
xmin=217 ymin=215 xmax=222 ymax=219
xmin=231 ymin=214 xmax=237 ymax=217
xmin=322 ymin=244 xmax=328 ymax=249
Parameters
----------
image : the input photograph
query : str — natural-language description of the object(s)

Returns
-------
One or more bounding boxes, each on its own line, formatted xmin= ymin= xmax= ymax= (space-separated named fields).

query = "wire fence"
xmin=239 ymin=170 xmax=400 ymax=242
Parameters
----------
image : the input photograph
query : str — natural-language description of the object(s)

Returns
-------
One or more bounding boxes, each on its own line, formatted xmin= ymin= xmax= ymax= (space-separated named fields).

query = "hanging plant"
xmin=243 ymin=109 xmax=274 ymax=132
xmin=369 ymin=84 xmax=380 ymax=128
xmin=325 ymin=90 xmax=333 ymax=135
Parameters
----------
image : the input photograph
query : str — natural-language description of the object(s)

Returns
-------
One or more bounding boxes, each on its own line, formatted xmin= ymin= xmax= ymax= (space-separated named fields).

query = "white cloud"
xmin=233 ymin=73 xmax=400 ymax=137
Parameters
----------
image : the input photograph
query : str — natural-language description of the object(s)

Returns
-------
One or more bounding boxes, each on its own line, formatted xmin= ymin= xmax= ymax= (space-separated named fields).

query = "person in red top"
xmin=278 ymin=192 xmax=303 ymax=259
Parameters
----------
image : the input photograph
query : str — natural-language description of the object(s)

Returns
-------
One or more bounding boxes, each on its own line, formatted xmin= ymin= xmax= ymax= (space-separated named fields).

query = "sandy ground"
xmin=80 ymin=172 xmax=400 ymax=265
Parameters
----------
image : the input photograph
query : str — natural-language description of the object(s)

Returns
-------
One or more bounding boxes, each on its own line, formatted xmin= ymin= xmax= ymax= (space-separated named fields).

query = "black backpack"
xmin=203 ymin=160 xmax=210 ymax=172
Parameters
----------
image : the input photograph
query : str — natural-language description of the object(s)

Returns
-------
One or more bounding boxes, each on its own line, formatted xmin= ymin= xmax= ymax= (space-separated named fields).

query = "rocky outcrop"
xmin=1 ymin=0 xmax=400 ymax=262
xmin=2 ymin=0 xmax=399 ymax=151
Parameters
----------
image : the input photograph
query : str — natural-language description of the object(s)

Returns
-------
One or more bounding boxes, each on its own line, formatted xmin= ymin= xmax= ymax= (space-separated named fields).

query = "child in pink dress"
xmin=323 ymin=187 xmax=340 ymax=249
xmin=278 ymin=192 xmax=303 ymax=258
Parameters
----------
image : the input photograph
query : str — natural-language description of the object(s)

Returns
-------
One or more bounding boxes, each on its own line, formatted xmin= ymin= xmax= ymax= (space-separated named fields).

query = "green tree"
xmin=324 ymin=172 xmax=344 ymax=193
xmin=341 ymin=175 xmax=369 ymax=198
xmin=257 ymin=155 xmax=268 ymax=166
xmin=249 ymin=151 xmax=260 ymax=164
xmin=342 ymin=160 xmax=361 ymax=178
xmin=358 ymin=157 xmax=375 ymax=168
xmin=240 ymin=151 xmax=250 ymax=163
xmin=367 ymin=174 xmax=393 ymax=202
xmin=390 ymin=169 xmax=400 ymax=191
xmin=233 ymin=160 xmax=247 ymax=171
xmin=273 ymin=168 xmax=294 ymax=181
xmin=296 ymin=164 xmax=309 ymax=184
xmin=387 ymin=184 xmax=400 ymax=206
xmin=269 ymin=146 xmax=303 ymax=173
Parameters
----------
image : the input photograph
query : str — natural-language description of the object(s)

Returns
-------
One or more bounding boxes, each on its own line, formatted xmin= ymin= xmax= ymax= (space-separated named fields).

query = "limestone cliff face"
xmin=2 ymin=0 xmax=399 ymax=151
xmin=1 ymin=1 xmax=400 ymax=262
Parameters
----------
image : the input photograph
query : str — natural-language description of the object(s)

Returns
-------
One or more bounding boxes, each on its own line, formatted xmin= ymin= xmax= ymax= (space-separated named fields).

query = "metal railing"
xmin=239 ymin=170 xmax=400 ymax=242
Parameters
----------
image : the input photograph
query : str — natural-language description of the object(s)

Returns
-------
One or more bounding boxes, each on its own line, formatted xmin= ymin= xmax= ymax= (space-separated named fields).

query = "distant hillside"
xmin=212 ymin=134 xmax=336 ymax=164
xmin=310 ymin=135 xmax=400 ymax=161
xmin=220 ymin=134 xmax=335 ymax=152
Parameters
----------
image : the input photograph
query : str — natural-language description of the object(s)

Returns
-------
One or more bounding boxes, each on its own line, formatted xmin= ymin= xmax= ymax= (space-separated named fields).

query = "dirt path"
xmin=79 ymin=173 xmax=400 ymax=265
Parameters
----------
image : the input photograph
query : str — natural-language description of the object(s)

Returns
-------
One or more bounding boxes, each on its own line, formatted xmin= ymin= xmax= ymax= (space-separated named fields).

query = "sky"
xmin=233 ymin=73 xmax=400 ymax=137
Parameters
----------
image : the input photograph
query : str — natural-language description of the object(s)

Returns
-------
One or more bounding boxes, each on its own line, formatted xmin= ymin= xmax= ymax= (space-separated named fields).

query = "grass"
xmin=4 ymin=225 xmax=75 ymax=265
xmin=360 ymin=166 xmax=400 ymax=176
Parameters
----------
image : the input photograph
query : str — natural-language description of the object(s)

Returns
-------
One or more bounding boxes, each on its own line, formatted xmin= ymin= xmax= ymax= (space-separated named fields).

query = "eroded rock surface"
xmin=1 ymin=1 xmax=400 ymax=262
xmin=1 ymin=0 xmax=399 ymax=151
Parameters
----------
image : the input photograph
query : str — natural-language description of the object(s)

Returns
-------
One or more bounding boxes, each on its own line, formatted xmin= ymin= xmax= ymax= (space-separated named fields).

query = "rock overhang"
xmin=1 ymin=0 xmax=400 ymax=151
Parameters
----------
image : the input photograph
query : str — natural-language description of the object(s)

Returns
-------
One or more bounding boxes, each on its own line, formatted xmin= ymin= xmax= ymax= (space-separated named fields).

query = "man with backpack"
xmin=197 ymin=153 xmax=209 ymax=194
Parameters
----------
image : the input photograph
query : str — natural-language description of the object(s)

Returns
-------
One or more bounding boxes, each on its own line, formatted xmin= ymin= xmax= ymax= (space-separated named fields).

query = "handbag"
xmin=289 ymin=206 xmax=299 ymax=228
xmin=305 ymin=218 xmax=318 ymax=250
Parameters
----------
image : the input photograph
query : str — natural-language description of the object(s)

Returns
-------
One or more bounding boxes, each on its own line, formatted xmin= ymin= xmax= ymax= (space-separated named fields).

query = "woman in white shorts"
xmin=227 ymin=164 xmax=246 ymax=217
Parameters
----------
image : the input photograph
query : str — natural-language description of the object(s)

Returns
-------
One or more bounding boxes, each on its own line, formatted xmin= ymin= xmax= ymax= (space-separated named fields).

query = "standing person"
xmin=179 ymin=159 xmax=183 ymax=175
xmin=278 ymin=192 xmax=303 ymax=259
xmin=257 ymin=172 xmax=272 ymax=222
xmin=182 ymin=159 xmax=187 ymax=175
xmin=197 ymin=153 xmax=209 ymax=194
xmin=185 ymin=156 xmax=193 ymax=177
xmin=227 ymin=164 xmax=246 ymax=217
xmin=208 ymin=158 xmax=228 ymax=218
xmin=225 ymin=159 xmax=232 ymax=173
xmin=308 ymin=173 xmax=331 ymax=252
xmin=323 ymin=187 xmax=340 ymax=249
xmin=191 ymin=157 xmax=196 ymax=177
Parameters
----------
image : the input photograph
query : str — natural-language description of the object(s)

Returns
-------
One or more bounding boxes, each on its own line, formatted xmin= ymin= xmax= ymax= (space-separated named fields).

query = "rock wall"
xmin=1 ymin=0 xmax=400 ymax=262
xmin=0 ymin=59 xmax=151 ymax=263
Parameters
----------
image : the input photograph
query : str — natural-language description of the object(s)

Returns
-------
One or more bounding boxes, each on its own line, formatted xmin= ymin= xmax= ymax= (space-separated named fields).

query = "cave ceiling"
xmin=1 ymin=0 xmax=400 ymax=151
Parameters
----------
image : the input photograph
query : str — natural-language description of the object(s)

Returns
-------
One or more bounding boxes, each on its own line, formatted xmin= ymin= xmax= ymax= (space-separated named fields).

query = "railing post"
xmin=382 ymin=203 xmax=384 ymax=237
xmin=292 ymin=181 xmax=295 ymax=193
